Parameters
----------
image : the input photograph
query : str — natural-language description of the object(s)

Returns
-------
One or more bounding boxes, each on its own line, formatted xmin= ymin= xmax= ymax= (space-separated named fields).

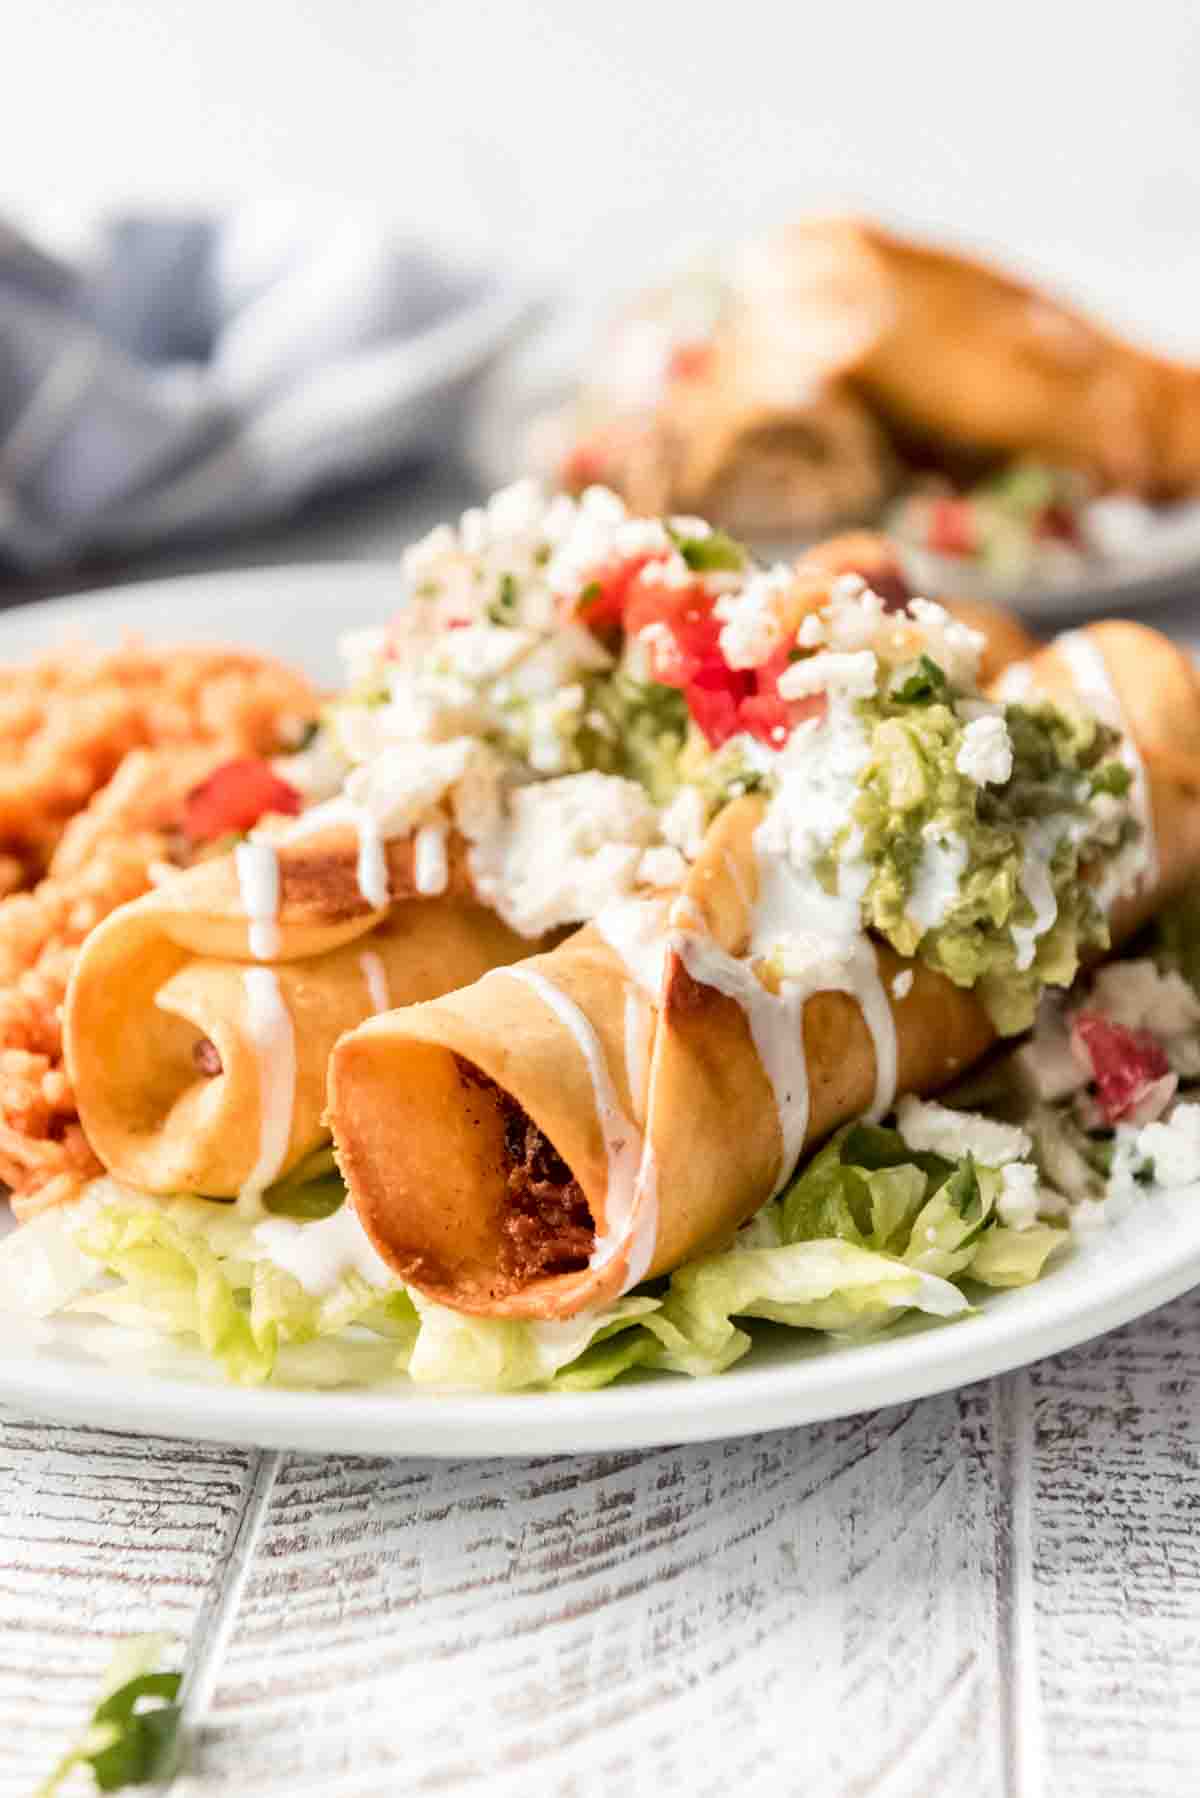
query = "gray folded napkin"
xmin=0 ymin=211 xmax=532 ymax=570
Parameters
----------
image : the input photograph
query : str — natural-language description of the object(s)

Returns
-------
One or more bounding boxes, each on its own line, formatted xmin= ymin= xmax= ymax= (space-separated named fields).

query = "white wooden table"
xmin=3 ymin=480 xmax=1199 ymax=1798
xmin=4 ymin=1289 xmax=1200 ymax=1797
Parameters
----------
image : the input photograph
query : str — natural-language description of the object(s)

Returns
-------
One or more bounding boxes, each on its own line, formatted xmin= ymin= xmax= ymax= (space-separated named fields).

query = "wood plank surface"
xmin=0 ymin=1419 xmax=258 ymax=1796
xmin=1027 ymin=1287 xmax=1200 ymax=1798
xmin=1 ymin=1297 xmax=1199 ymax=1795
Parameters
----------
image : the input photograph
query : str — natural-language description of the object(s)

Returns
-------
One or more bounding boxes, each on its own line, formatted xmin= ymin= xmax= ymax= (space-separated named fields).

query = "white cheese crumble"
xmin=997 ymin=1161 xmax=1042 ymax=1231
xmin=660 ymin=786 xmax=708 ymax=861
xmin=341 ymin=738 xmax=483 ymax=837
xmin=469 ymin=772 xmax=661 ymax=938
xmin=955 ymin=715 xmax=1014 ymax=787
xmin=432 ymin=623 xmax=534 ymax=682
xmin=637 ymin=620 xmax=685 ymax=682
xmin=714 ymin=566 xmax=792 ymax=670
xmin=753 ymin=693 xmax=874 ymax=946
xmin=806 ymin=581 xmax=983 ymax=690
xmin=891 ymin=969 xmax=914 ymax=1001
xmin=637 ymin=845 xmax=687 ymax=889
xmin=778 ymin=650 xmax=878 ymax=701
xmin=635 ymin=551 xmax=696 ymax=590
xmin=1087 ymin=960 xmax=1200 ymax=1039
xmin=896 ymin=1095 xmax=1032 ymax=1166
xmin=1136 ymin=1102 xmax=1200 ymax=1189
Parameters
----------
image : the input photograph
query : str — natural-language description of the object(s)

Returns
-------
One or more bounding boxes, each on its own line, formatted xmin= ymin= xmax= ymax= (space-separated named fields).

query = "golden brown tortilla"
xmin=65 ymin=825 xmax=531 ymax=1198
xmin=328 ymin=623 xmax=1200 ymax=1320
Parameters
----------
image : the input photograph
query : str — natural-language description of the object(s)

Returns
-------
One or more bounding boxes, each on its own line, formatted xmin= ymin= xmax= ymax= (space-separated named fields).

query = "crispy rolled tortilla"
xmin=651 ymin=361 xmax=895 ymax=542
xmin=728 ymin=217 xmax=1200 ymax=497
xmin=65 ymin=825 xmax=531 ymax=1199
xmin=329 ymin=623 xmax=1200 ymax=1319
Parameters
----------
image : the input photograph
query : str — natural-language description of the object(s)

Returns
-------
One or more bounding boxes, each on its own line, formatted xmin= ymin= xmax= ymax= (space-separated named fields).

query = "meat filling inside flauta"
xmin=455 ymin=1057 xmax=595 ymax=1279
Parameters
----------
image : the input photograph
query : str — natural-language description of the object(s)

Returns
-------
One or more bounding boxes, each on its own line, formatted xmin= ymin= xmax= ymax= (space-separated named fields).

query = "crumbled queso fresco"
xmin=278 ymin=483 xmax=1138 ymax=1013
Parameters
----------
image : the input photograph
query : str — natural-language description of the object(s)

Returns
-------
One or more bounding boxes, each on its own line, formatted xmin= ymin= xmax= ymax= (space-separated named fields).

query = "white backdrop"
xmin=6 ymin=0 xmax=1200 ymax=348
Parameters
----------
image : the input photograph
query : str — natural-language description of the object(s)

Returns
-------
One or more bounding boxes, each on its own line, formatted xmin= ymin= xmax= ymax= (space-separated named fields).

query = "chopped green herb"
xmin=487 ymin=572 xmax=519 ymax=625
xmin=578 ymin=580 xmax=603 ymax=610
xmin=36 ymin=1636 xmax=182 ymax=1796
xmin=669 ymin=527 xmax=747 ymax=573
xmin=1091 ymin=762 xmax=1132 ymax=798
xmin=891 ymin=655 xmax=950 ymax=706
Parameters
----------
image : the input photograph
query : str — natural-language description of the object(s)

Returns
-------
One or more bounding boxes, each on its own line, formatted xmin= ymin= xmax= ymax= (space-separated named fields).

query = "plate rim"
xmin=3 ymin=1219 xmax=1199 ymax=1455
xmin=2 ymin=559 xmax=1198 ymax=1456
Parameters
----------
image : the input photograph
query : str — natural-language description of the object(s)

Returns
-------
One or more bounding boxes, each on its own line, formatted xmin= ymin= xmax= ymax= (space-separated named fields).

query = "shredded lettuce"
xmin=59 ymin=1200 xmax=410 ymax=1388
xmin=0 ymin=1118 xmax=1066 ymax=1396
xmin=778 ymin=1123 xmax=1063 ymax=1289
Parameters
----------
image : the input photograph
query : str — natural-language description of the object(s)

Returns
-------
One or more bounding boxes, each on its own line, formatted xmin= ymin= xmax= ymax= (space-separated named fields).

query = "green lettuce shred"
xmin=17 ymin=1117 xmax=1065 ymax=1397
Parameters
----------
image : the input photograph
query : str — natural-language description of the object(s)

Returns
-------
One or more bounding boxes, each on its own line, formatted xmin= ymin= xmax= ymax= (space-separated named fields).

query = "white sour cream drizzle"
xmin=237 ymin=968 xmax=297 ymax=1217
xmin=234 ymin=837 xmax=282 ymax=960
xmin=673 ymin=928 xmax=897 ymax=1195
xmin=593 ymin=895 xmax=672 ymax=998
xmin=492 ymin=966 xmax=657 ymax=1289
xmin=907 ymin=835 xmax=968 ymax=936
xmin=359 ymin=951 xmax=390 ymax=1014
xmin=280 ymin=797 xmax=390 ymax=912
xmin=253 ymin=1204 xmax=394 ymax=1297
xmin=1011 ymin=823 xmax=1062 ymax=971
xmin=1055 ymin=628 xmax=1158 ymax=896
xmin=351 ymin=803 xmax=390 ymax=910
xmin=413 ymin=819 xmax=449 ymax=896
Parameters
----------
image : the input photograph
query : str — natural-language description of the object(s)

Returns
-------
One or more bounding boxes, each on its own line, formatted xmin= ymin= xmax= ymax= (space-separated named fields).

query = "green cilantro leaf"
xmin=89 ymin=1674 xmax=183 ymax=1790
xmin=891 ymin=655 xmax=950 ymax=706
xmin=669 ymin=528 xmax=747 ymax=573
xmin=36 ymin=1638 xmax=183 ymax=1796
xmin=1091 ymin=761 xmax=1132 ymax=798
xmin=486 ymin=572 xmax=519 ymax=625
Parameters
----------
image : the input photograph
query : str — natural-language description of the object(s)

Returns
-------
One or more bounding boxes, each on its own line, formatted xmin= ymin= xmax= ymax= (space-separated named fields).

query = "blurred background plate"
xmin=469 ymin=302 xmax=1200 ymax=622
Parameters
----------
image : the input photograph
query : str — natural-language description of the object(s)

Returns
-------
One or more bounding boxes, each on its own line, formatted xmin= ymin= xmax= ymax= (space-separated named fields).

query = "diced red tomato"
xmin=183 ymin=758 xmax=303 ymax=843
xmin=666 ymin=341 xmax=715 ymax=383
xmin=737 ymin=646 xmax=829 ymax=742
xmin=926 ymin=497 xmax=978 ymax=558
xmin=684 ymin=665 xmax=752 ymax=747
xmin=1071 ymin=1012 xmax=1171 ymax=1124
xmin=582 ymin=555 xmax=831 ymax=750
xmin=579 ymin=552 xmax=666 ymax=634
xmin=736 ymin=692 xmax=793 ymax=747
xmin=624 ymin=573 xmax=723 ymax=678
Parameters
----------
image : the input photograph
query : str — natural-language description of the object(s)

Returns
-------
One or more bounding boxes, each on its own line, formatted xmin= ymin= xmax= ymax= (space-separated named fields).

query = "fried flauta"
xmin=65 ymin=825 xmax=531 ymax=1201
xmin=329 ymin=624 xmax=1200 ymax=1319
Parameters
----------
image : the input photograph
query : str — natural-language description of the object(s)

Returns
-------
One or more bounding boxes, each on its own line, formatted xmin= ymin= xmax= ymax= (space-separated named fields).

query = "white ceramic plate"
xmin=2 ymin=563 xmax=1200 ymax=1457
